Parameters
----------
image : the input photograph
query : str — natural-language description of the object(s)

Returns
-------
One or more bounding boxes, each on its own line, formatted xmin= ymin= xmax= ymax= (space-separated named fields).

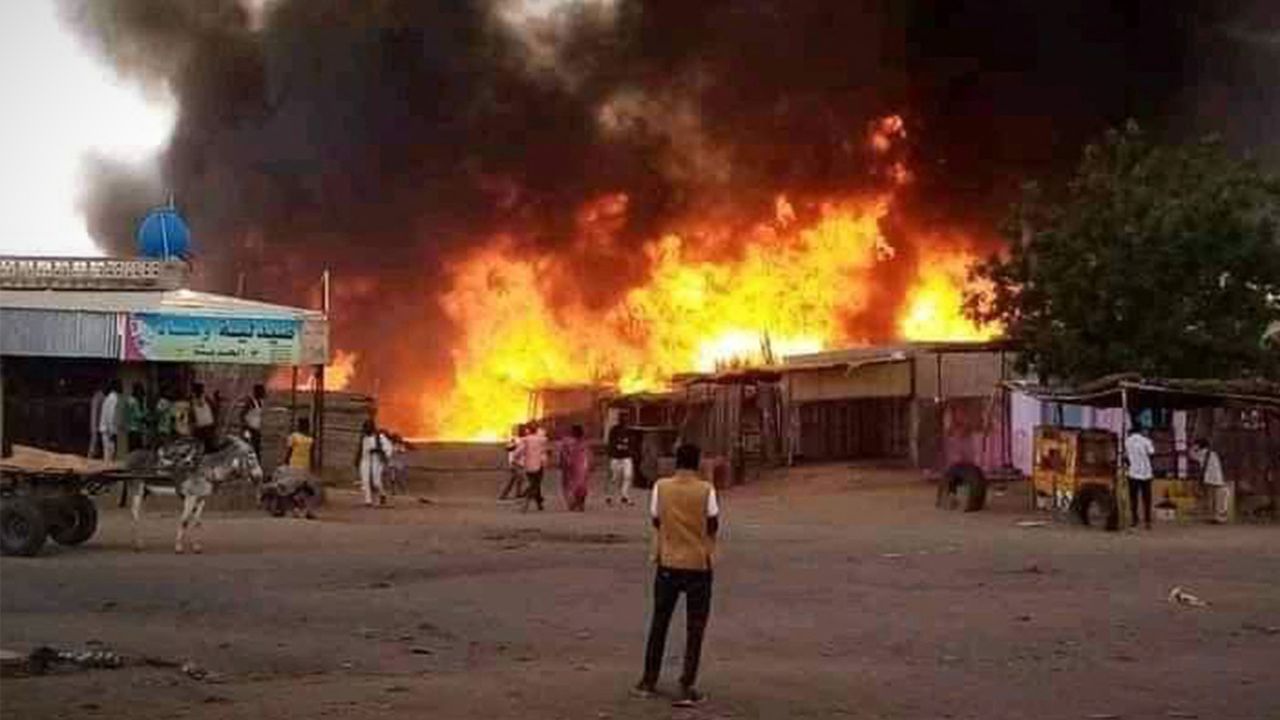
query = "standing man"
xmin=635 ymin=443 xmax=719 ymax=707
xmin=99 ymin=380 xmax=122 ymax=462
xmin=606 ymin=419 xmax=636 ymax=506
xmin=1124 ymin=424 xmax=1156 ymax=529
xmin=241 ymin=384 xmax=266 ymax=459
xmin=515 ymin=424 xmax=549 ymax=512
xmin=1191 ymin=438 xmax=1229 ymax=523
xmin=500 ymin=424 xmax=529 ymax=500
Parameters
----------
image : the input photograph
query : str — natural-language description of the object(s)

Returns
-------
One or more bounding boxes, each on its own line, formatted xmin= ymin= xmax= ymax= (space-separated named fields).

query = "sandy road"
xmin=2 ymin=465 xmax=1278 ymax=719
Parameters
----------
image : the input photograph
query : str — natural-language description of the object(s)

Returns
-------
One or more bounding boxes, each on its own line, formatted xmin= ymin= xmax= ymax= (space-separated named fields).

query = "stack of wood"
xmin=260 ymin=391 xmax=375 ymax=478
xmin=2 ymin=445 xmax=119 ymax=473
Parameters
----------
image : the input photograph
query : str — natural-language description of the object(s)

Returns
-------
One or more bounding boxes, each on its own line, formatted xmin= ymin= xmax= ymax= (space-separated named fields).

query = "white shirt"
xmin=98 ymin=391 xmax=119 ymax=434
xmin=516 ymin=431 xmax=549 ymax=472
xmin=193 ymin=398 xmax=214 ymax=428
xmin=1125 ymin=432 xmax=1155 ymax=480
xmin=1191 ymin=448 xmax=1225 ymax=486
xmin=244 ymin=397 xmax=263 ymax=431
xmin=360 ymin=433 xmax=392 ymax=468
xmin=650 ymin=477 xmax=721 ymax=519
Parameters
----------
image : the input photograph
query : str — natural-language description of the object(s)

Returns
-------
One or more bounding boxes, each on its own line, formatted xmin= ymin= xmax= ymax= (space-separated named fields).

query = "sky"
xmin=0 ymin=1 xmax=174 ymax=257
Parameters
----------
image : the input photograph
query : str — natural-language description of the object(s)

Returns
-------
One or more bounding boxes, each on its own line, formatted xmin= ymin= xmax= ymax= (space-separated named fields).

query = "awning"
xmin=1004 ymin=373 xmax=1280 ymax=410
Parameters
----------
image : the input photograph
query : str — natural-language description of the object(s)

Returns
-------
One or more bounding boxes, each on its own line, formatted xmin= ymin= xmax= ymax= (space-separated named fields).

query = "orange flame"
xmin=423 ymin=114 xmax=995 ymax=439
xmin=323 ymin=349 xmax=358 ymax=391
xmin=898 ymin=250 xmax=999 ymax=342
xmin=267 ymin=349 xmax=359 ymax=392
xmin=429 ymin=191 xmax=996 ymax=440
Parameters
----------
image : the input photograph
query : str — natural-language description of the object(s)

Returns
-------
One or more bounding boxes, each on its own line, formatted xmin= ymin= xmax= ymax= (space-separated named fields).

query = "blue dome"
xmin=136 ymin=207 xmax=191 ymax=259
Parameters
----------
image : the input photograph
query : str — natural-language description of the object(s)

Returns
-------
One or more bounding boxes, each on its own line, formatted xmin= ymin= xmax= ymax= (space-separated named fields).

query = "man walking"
xmin=606 ymin=419 xmax=635 ymax=506
xmin=1125 ymin=425 xmax=1156 ymax=529
xmin=515 ymin=424 xmax=549 ymax=512
xmin=1191 ymin=438 xmax=1229 ymax=523
xmin=500 ymin=424 xmax=529 ymax=500
xmin=634 ymin=443 xmax=719 ymax=707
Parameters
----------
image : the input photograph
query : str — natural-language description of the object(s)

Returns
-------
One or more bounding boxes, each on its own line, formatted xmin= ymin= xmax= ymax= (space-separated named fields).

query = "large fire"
xmin=424 ymin=115 xmax=997 ymax=440
xmin=429 ymin=197 xmax=996 ymax=440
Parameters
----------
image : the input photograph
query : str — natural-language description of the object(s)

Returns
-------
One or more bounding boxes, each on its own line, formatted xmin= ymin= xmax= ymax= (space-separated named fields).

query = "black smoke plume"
xmin=61 ymin=0 xmax=1278 ymax=430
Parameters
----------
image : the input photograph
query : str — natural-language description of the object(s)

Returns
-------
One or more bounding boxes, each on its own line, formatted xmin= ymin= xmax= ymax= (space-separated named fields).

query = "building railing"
xmin=0 ymin=257 xmax=190 ymax=290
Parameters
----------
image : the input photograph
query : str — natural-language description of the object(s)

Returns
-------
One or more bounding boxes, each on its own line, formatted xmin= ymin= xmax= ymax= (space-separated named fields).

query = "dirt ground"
xmin=2 ymin=462 xmax=1278 ymax=720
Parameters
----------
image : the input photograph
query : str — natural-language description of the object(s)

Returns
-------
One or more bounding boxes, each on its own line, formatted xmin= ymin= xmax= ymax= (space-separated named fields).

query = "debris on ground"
xmin=5 ymin=645 xmax=231 ymax=684
xmin=1016 ymin=520 xmax=1050 ymax=528
xmin=417 ymin=497 xmax=435 ymax=504
xmin=26 ymin=647 xmax=124 ymax=674
xmin=1240 ymin=622 xmax=1280 ymax=635
xmin=1168 ymin=587 xmax=1209 ymax=608
xmin=880 ymin=553 xmax=905 ymax=559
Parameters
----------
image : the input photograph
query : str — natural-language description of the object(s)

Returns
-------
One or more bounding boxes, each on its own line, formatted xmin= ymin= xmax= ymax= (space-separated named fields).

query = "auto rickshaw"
xmin=1031 ymin=426 xmax=1124 ymax=529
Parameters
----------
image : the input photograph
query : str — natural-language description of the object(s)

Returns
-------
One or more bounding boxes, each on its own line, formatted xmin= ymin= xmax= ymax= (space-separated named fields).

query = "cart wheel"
xmin=1 ymin=497 xmax=48 ymax=556
xmin=1073 ymin=485 xmax=1118 ymax=530
xmin=45 ymin=495 xmax=99 ymax=546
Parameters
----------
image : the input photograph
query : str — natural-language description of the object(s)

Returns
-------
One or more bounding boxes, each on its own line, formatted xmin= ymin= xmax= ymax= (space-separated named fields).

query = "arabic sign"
xmin=124 ymin=313 xmax=304 ymax=365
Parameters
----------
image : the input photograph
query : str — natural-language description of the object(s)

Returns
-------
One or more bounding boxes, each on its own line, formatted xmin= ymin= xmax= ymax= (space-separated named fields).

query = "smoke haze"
xmin=59 ymin=0 xmax=1279 ymax=429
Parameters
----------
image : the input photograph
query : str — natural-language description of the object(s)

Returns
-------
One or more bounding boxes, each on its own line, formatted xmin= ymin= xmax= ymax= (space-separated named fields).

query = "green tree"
xmin=969 ymin=124 xmax=1280 ymax=382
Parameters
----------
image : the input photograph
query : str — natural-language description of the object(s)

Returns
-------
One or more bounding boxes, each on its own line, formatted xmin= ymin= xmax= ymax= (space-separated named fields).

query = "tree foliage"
xmin=969 ymin=124 xmax=1280 ymax=382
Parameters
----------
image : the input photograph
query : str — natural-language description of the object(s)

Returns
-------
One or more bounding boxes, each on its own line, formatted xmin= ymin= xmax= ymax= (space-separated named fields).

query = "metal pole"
xmin=1118 ymin=386 xmax=1129 ymax=532
xmin=322 ymin=268 xmax=332 ymax=316
xmin=315 ymin=364 xmax=325 ymax=472
xmin=316 ymin=268 xmax=330 ymax=472
xmin=290 ymin=366 xmax=298 ymax=428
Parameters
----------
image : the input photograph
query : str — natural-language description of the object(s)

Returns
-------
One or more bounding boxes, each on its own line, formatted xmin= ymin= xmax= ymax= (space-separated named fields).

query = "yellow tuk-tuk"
xmin=1032 ymin=426 xmax=1123 ymax=529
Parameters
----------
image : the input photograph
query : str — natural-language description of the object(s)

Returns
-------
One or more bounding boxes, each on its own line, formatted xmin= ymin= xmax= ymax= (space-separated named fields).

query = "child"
xmin=385 ymin=433 xmax=409 ymax=495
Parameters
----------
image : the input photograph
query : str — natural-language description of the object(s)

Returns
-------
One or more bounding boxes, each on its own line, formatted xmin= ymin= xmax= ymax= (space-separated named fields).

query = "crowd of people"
xmin=88 ymin=378 xmax=410 ymax=515
xmin=501 ymin=418 xmax=641 ymax=513
xmin=89 ymin=379 xmax=224 ymax=461
xmin=1124 ymin=425 xmax=1232 ymax=527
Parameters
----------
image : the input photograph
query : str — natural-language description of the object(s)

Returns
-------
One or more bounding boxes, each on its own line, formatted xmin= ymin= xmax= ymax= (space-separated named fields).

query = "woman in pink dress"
xmin=559 ymin=424 xmax=591 ymax=512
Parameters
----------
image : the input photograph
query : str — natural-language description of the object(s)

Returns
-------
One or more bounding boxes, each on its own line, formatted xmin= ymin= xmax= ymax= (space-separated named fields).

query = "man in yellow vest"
xmin=634 ymin=443 xmax=720 ymax=707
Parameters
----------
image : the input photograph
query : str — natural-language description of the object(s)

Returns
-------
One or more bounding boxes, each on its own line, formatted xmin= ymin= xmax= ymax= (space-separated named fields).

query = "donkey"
xmin=125 ymin=436 xmax=263 ymax=553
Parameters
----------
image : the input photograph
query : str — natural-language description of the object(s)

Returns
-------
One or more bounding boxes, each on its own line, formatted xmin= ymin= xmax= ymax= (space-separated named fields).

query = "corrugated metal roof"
xmin=784 ymin=340 xmax=1011 ymax=366
xmin=0 ymin=288 xmax=323 ymax=320
xmin=0 ymin=308 xmax=120 ymax=358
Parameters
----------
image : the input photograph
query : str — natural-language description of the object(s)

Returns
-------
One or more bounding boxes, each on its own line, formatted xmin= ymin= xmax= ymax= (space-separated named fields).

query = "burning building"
xmin=61 ymin=1 xmax=1278 ymax=440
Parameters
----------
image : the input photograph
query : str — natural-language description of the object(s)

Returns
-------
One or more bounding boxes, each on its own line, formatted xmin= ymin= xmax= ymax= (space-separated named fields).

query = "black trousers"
xmin=522 ymin=469 xmax=545 ymax=509
xmin=642 ymin=567 xmax=712 ymax=689
xmin=1128 ymin=477 xmax=1152 ymax=526
xmin=500 ymin=468 xmax=525 ymax=499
